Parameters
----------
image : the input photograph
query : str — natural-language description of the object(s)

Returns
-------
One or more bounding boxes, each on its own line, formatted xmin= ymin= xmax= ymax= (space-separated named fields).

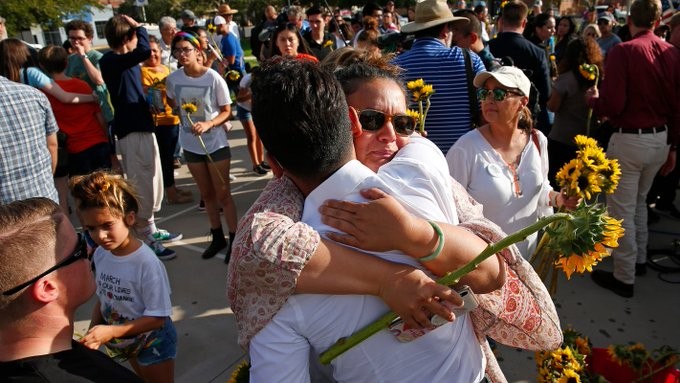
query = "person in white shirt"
xmin=246 ymin=57 xmax=503 ymax=383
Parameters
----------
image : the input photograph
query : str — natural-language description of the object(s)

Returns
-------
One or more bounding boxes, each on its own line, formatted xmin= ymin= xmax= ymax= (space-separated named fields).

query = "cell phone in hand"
xmin=387 ymin=285 xmax=479 ymax=343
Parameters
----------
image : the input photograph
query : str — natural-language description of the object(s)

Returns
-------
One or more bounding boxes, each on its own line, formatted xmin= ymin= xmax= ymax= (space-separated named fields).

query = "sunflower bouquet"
xmin=530 ymin=135 xmax=623 ymax=295
xmin=537 ymin=328 xmax=680 ymax=383
xmin=406 ymin=79 xmax=434 ymax=135
xmin=535 ymin=328 xmax=591 ymax=383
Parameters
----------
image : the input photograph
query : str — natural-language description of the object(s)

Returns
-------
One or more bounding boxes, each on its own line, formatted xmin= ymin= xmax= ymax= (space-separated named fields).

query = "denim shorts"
xmin=236 ymin=104 xmax=252 ymax=121
xmin=136 ymin=318 xmax=177 ymax=366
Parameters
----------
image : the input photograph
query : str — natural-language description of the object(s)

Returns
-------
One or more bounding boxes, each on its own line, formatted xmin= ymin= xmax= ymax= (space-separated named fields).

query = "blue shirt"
xmin=100 ymin=27 xmax=154 ymax=139
xmin=393 ymin=38 xmax=486 ymax=154
xmin=220 ymin=33 xmax=244 ymax=73
xmin=0 ymin=76 xmax=59 ymax=204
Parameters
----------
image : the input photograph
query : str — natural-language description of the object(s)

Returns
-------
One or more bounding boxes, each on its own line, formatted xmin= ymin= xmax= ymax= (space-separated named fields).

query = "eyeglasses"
xmin=2 ymin=233 xmax=90 ymax=296
xmin=477 ymin=88 xmax=524 ymax=102
xmin=173 ymin=47 xmax=195 ymax=56
xmin=356 ymin=108 xmax=416 ymax=136
xmin=68 ymin=36 xmax=88 ymax=42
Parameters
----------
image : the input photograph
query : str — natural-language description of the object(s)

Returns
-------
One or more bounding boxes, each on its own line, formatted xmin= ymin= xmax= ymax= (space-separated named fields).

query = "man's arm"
xmin=72 ymin=46 xmax=105 ymax=86
xmin=46 ymin=133 xmax=58 ymax=173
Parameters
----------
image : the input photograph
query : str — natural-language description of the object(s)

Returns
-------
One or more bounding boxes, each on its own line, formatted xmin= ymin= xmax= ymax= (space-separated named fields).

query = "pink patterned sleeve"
xmin=451 ymin=178 xmax=563 ymax=351
xmin=226 ymin=177 xmax=320 ymax=350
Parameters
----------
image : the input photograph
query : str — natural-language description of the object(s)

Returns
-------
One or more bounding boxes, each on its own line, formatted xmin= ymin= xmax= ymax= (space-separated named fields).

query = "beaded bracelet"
xmin=418 ymin=221 xmax=445 ymax=263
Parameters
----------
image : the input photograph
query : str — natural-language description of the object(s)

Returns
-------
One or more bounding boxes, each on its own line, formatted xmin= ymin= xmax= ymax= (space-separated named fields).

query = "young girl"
xmin=165 ymin=31 xmax=238 ymax=262
xmin=69 ymin=171 xmax=176 ymax=383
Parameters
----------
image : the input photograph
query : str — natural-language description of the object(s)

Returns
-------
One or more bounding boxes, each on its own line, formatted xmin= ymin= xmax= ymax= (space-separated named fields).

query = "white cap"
xmin=473 ymin=66 xmax=531 ymax=97
xmin=213 ymin=16 xmax=227 ymax=26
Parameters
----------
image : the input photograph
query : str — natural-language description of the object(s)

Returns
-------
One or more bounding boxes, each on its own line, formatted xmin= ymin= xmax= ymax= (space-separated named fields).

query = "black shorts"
xmin=183 ymin=146 xmax=232 ymax=163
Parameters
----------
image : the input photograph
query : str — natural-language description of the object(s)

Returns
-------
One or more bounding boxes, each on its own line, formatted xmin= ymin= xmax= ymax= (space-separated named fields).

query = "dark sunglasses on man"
xmin=2 ymin=233 xmax=90 ymax=296
xmin=355 ymin=108 xmax=416 ymax=136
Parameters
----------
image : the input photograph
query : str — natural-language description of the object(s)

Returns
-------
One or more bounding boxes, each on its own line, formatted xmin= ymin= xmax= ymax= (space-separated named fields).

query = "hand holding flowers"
xmin=181 ymin=101 xmax=226 ymax=185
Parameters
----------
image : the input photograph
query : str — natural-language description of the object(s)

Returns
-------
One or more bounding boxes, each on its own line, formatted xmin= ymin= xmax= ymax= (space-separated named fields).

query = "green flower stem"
xmin=422 ymin=98 xmax=431 ymax=134
xmin=187 ymin=114 xmax=227 ymax=186
xmin=319 ymin=213 xmax=573 ymax=365
xmin=585 ymin=66 xmax=600 ymax=137
xmin=418 ymin=100 xmax=425 ymax=134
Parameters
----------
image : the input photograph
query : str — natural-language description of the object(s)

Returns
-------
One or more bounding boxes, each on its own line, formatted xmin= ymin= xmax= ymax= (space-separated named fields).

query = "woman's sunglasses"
xmin=357 ymin=109 xmax=416 ymax=137
xmin=477 ymin=88 xmax=524 ymax=102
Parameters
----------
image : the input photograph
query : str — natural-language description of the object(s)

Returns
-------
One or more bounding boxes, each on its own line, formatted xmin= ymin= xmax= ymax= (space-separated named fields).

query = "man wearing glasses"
xmin=0 ymin=198 xmax=142 ymax=381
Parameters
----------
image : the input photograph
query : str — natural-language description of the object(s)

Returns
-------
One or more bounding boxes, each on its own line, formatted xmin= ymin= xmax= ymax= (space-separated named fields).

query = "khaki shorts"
xmin=117 ymin=132 xmax=163 ymax=220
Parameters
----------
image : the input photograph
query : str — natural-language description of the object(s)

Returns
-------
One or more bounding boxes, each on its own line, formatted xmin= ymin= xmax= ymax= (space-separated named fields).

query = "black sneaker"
xmin=591 ymin=270 xmax=634 ymax=298
xmin=253 ymin=165 xmax=268 ymax=175
xmin=655 ymin=203 xmax=680 ymax=220
xmin=260 ymin=162 xmax=271 ymax=170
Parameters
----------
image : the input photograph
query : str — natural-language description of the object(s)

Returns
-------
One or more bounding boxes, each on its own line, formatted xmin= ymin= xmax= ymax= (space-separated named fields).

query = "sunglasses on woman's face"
xmin=477 ymin=88 xmax=524 ymax=102
xmin=357 ymin=109 xmax=416 ymax=136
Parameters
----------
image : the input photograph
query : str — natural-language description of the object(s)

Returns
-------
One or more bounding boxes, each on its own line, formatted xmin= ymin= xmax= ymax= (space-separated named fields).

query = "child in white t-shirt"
xmin=70 ymin=171 xmax=176 ymax=383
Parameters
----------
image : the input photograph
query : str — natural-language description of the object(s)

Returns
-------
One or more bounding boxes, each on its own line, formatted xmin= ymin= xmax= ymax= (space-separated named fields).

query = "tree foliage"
xmin=0 ymin=0 xmax=100 ymax=36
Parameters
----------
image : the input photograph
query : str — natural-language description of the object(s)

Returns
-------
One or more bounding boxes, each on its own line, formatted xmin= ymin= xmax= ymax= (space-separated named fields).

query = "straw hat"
xmin=401 ymin=0 xmax=468 ymax=33
xmin=218 ymin=4 xmax=239 ymax=15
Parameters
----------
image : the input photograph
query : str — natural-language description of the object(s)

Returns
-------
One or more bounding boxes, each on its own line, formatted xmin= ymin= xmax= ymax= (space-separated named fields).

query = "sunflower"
xmin=556 ymin=159 xmax=582 ymax=195
xmin=181 ymin=102 xmax=197 ymax=114
xmin=406 ymin=78 xmax=425 ymax=91
xmin=574 ymin=135 xmax=599 ymax=148
xmin=228 ymin=361 xmax=250 ymax=383
xmin=599 ymin=159 xmax=621 ymax=194
xmin=406 ymin=109 xmax=421 ymax=121
xmin=578 ymin=146 xmax=608 ymax=172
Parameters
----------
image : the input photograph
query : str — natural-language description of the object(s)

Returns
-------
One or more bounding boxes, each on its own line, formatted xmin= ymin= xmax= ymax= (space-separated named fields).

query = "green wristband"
xmin=419 ymin=221 xmax=445 ymax=262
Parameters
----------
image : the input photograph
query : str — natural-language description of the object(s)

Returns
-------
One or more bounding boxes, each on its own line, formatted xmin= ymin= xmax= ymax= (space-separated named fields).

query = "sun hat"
xmin=181 ymin=9 xmax=196 ymax=20
xmin=597 ymin=12 xmax=616 ymax=24
xmin=218 ymin=4 xmax=239 ymax=15
xmin=401 ymin=0 xmax=469 ymax=33
xmin=473 ymin=66 xmax=531 ymax=97
xmin=213 ymin=15 xmax=227 ymax=26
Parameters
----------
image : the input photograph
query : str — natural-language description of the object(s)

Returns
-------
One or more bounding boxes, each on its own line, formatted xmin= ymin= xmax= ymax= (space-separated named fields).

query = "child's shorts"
xmin=136 ymin=317 xmax=177 ymax=366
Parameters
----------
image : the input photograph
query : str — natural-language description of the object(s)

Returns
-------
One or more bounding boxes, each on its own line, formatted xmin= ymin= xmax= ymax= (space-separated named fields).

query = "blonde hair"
xmin=0 ymin=198 xmax=63 ymax=313
xmin=69 ymin=171 xmax=140 ymax=220
xmin=581 ymin=23 xmax=601 ymax=39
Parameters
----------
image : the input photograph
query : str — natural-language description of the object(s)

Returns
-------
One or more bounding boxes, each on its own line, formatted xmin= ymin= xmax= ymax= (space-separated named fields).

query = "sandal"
xmin=167 ymin=194 xmax=193 ymax=204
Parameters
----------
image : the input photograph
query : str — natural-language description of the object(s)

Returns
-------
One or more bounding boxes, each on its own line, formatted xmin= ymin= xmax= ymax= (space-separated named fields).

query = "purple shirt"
xmin=591 ymin=30 xmax=680 ymax=144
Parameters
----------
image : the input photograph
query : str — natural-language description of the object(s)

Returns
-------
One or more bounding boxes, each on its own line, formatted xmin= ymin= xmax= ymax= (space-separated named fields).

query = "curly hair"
xmin=69 ymin=171 xmax=140 ymax=219
xmin=322 ymin=47 xmax=403 ymax=97
xmin=557 ymin=37 xmax=603 ymax=89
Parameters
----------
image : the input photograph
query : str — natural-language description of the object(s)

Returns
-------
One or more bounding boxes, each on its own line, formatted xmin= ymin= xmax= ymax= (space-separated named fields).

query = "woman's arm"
xmin=298 ymin=238 xmax=462 ymax=328
xmin=192 ymin=103 xmax=230 ymax=135
xmin=40 ymin=81 xmax=97 ymax=104
xmin=546 ymin=85 xmax=562 ymax=112
xmin=319 ymin=188 xmax=505 ymax=294
xmin=81 ymin=316 xmax=166 ymax=350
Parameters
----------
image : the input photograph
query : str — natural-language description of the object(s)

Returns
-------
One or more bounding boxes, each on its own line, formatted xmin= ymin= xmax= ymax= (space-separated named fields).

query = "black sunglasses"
xmin=357 ymin=109 xmax=416 ymax=137
xmin=477 ymin=88 xmax=524 ymax=102
xmin=2 ymin=233 xmax=90 ymax=296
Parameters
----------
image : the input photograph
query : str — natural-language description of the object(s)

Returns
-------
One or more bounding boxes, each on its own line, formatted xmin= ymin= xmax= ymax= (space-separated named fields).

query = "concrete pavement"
xmin=70 ymin=119 xmax=680 ymax=382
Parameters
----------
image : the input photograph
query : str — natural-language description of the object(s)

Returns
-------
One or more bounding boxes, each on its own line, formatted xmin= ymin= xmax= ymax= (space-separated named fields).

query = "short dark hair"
xmin=501 ymin=0 xmax=529 ymax=28
xmin=38 ymin=45 xmax=68 ymax=74
xmin=630 ymin=0 xmax=661 ymax=28
xmin=64 ymin=19 xmax=94 ymax=39
xmin=250 ymin=58 xmax=353 ymax=182
xmin=104 ymin=15 xmax=136 ymax=49
xmin=453 ymin=9 xmax=483 ymax=36
xmin=305 ymin=6 xmax=323 ymax=17
xmin=363 ymin=3 xmax=382 ymax=17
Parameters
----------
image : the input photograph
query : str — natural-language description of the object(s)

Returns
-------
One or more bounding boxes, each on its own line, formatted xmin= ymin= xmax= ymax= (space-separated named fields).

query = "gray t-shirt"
xmin=548 ymin=71 xmax=589 ymax=145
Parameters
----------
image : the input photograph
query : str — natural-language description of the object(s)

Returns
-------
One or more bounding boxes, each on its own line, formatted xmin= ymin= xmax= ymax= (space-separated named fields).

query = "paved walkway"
xmin=70 ymin=120 xmax=680 ymax=382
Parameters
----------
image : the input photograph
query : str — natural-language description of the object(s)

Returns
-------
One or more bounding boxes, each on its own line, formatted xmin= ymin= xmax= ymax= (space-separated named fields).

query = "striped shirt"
xmin=0 ymin=76 xmax=59 ymax=204
xmin=393 ymin=38 xmax=486 ymax=154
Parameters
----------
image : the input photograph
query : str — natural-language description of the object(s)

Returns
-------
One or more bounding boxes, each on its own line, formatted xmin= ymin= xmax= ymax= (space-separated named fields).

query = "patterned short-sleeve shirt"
xmin=0 ymin=76 xmax=59 ymax=204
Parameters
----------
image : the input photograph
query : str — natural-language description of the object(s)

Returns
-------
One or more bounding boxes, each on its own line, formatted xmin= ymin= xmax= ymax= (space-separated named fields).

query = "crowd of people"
xmin=1 ymin=0 xmax=679 ymax=381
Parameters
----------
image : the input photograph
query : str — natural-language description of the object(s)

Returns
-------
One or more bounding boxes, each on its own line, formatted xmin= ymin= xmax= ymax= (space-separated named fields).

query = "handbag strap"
xmin=463 ymin=49 xmax=479 ymax=129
